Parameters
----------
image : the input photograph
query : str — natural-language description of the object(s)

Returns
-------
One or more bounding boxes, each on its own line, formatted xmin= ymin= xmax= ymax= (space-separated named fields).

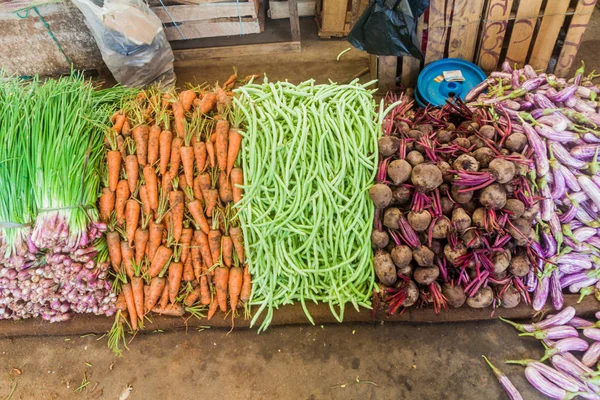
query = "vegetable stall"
xmin=2 ymin=60 xmax=600 ymax=398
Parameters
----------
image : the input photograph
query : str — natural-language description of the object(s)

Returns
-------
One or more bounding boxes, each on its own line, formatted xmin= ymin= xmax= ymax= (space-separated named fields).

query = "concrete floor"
xmin=3 ymin=14 xmax=600 ymax=400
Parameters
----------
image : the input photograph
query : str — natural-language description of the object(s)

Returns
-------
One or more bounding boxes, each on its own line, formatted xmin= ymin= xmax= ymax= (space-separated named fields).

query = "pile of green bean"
xmin=234 ymin=78 xmax=382 ymax=331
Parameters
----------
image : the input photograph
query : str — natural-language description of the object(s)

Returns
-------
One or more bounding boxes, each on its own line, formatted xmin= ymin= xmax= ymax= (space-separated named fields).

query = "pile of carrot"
xmin=99 ymin=74 xmax=251 ymax=345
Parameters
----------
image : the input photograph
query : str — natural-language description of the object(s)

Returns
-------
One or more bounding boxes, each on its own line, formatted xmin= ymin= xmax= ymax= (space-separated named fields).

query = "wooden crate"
xmin=315 ymin=0 xmax=368 ymax=38
xmin=152 ymin=0 xmax=264 ymax=41
xmin=374 ymin=0 xmax=596 ymax=92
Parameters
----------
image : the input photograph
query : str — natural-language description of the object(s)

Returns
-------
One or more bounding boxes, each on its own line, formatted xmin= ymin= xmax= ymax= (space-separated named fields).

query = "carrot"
xmin=139 ymin=185 xmax=151 ymax=215
xmin=229 ymin=265 xmax=243 ymax=310
xmin=125 ymin=155 xmax=138 ymax=194
xmin=143 ymin=165 xmax=158 ymax=211
xmin=115 ymin=292 xmax=127 ymax=312
xmin=208 ymin=219 xmax=222 ymax=268
xmin=170 ymin=137 xmax=183 ymax=175
xmin=162 ymin=169 xmax=175 ymax=193
xmin=206 ymin=140 xmax=216 ymax=168
xmin=132 ymin=124 xmax=149 ymax=166
xmin=168 ymin=254 xmax=183 ymax=303
xmin=207 ymin=295 xmax=219 ymax=320
xmin=183 ymin=254 xmax=195 ymax=281
xmin=178 ymin=174 xmax=188 ymax=193
xmin=184 ymin=286 xmax=201 ymax=307
xmin=205 ymin=189 xmax=219 ymax=218
xmin=145 ymin=276 xmax=166 ymax=312
xmin=107 ymin=230 xmax=122 ymax=271
xmin=147 ymin=124 xmax=161 ymax=165
xmin=180 ymin=145 xmax=194 ymax=188
xmin=223 ymin=71 xmax=237 ymax=89
xmin=226 ymin=127 xmax=242 ymax=177
xmin=185 ymin=187 xmax=210 ymax=234
xmin=222 ymin=234 xmax=233 ymax=268
xmin=107 ymin=150 xmax=121 ymax=192
xmin=191 ymin=242 xmax=202 ymax=280
xmin=230 ymin=167 xmax=244 ymax=204
xmin=214 ymin=265 xmax=229 ymax=312
xmin=214 ymin=120 xmax=229 ymax=172
xmin=131 ymin=275 xmax=145 ymax=320
xmin=125 ymin=199 xmax=140 ymax=246
xmin=215 ymin=87 xmax=231 ymax=108
xmin=199 ymin=275 xmax=210 ymax=305
xmin=113 ymin=113 xmax=126 ymax=134
xmin=153 ymin=303 xmax=184 ymax=316
xmin=149 ymin=245 xmax=172 ymax=278
xmin=121 ymin=283 xmax=138 ymax=330
xmin=229 ymin=226 xmax=245 ymax=263
xmin=161 ymin=93 xmax=171 ymax=109
xmin=144 ymin=284 xmax=150 ymax=313
xmin=240 ymin=264 xmax=252 ymax=303
xmin=147 ymin=219 xmax=164 ymax=261
xmin=180 ymin=227 xmax=193 ymax=263
xmin=193 ymin=139 xmax=207 ymax=174
xmin=193 ymin=175 xmax=203 ymax=201
xmin=99 ymin=188 xmax=115 ymax=223
xmin=158 ymin=280 xmax=170 ymax=311
xmin=198 ymin=172 xmax=211 ymax=200
xmin=121 ymin=241 xmax=135 ymax=278
xmin=122 ymin=119 xmax=131 ymax=137
xmin=179 ymin=90 xmax=197 ymax=112
xmin=172 ymin=101 xmax=186 ymax=138
xmin=194 ymin=229 xmax=213 ymax=271
xmin=159 ymin=130 xmax=173 ymax=176
xmin=169 ymin=181 xmax=184 ymax=241
xmin=115 ymin=180 xmax=130 ymax=225
xmin=218 ymin=171 xmax=233 ymax=203
xmin=134 ymin=213 xmax=151 ymax=265
xmin=116 ymin=135 xmax=127 ymax=161
xmin=197 ymin=92 xmax=217 ymax=114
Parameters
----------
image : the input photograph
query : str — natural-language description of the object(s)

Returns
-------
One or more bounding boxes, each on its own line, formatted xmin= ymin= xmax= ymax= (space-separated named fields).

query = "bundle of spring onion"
xmin=235 ymin=78 xmax=386 ymax=331
xmin=467 ymin=62 xmax=600 ymax=311
xmin=0 ymin=72 xmax=135 ymax=321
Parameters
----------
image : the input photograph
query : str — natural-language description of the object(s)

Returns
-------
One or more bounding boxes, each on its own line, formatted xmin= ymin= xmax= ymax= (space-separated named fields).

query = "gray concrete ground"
xmin=3 ymin=12 xmax=600 ymax=400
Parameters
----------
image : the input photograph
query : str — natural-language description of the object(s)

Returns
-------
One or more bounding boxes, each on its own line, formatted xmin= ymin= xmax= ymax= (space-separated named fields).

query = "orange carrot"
xmin=198 ymin=172 xmax=211 ymax=200
xmin=149 ymin=245 xmax=172 ymax=278
xmin=121 ymin=241 xmax=135 ymax=278
xmin=161 ymin=93 xmax=171 ymax=109
xmin=144 ymin=285 xmax=150 ymax=313
xmin=147 ymin=219 xmax=164 ymax=261
xmin=218 ymin=171 xmax=233 ymax=203
xmin=153 ymin=302 xmax=184 ymax=316
xmin=205 ymin=189 xmax=219 ymax=218
xmin=159 ymin=130 xmax=173 ymax=176
xmin=193 ymin=139 xmax=207 ymax=173
xmin=115 ymin=180 xmax=130 ymax=226
xmin=207 ymin=295 xmax=219 ymax=320
xmin=193 ymin=176 xmax=203 ymax=201
xmin=185 ymin=187 xmax=210 ymax=234
xmin=226 ymin=127 xmax=242 ymax=177
xmin=143 ymin=165 xmax=158 ymax=211
xmin=180 ymin=227 xmax=193 ymax=263
xmin=184 ymin=286 xmax=201 ymax=307
xmin=125 ymin=199 xmax=140 ymax=246
xmin=122 ymin=283 xmax=138 ymax=330
xmin=183 ymin=254 xmax=195 ymax=281
xmin=230 ymin=167 xmax=244 ymax=204
xmin=145 ymin=276 xmax=166 ymax=312
xmin=125 ymin=154 xmax=138 ymax=194
xmin=199 ymin=275 xmax=210 ymax=305
xmin=228 ymin=265 xmax=243 ymax=310
xmin=179 ymin=90 xmax=197 ymax=112
xmin=170 ymin=137 xmax=183 ymax=175
xmin=147 ymin=124 xmax=161 ymax=165
xmin=172 ymin=101 xmax=186 ymax=138
xmin=139 ymin=185 xmax=150 ymax=215
xmin=168 ymin=261 xmax=183 ymax=303
xmin=215 ymin=87 xmax=231 ymax=108
xmin=107 ymin=150 xmax=121 ymax=192
xmin=180 ymin=145 xmax=195 ymax=188
xmin=215 ymin=120 xmax=229 ymax=172
xmin=214 ymin=266 xmax=229 ymax=312
xmin=169 ymin=184 xmax=184 ymax=242
xmin=229 ymin=226 xmax=245 ymax=264
xmin=223 ymin=72 xmax=237 ymax=89
xmin=198 ymin=92 xmax=217 ymax=114
xmin=178 ymin=173 xmax=188 ymax=193
xmin=122 ymin=119 xmax=131 ymax=137
xmin=194 ymin=230 xmax=213 ymax=271
xmin=161 ymin=169 xmax=175 ymax=193
xmin=240 ymin=264 xmax=252 ymax=303
xmin=208 ymin=229 xmax=221 ymax=269
xmin=222 ymin=234 xmax=233 ymax=268
xmin=132 ymin=124 xmax=149 ymax=166
xmin=115 ymin=292 xmax=127 ymax=312
xmin=159 ymin=280 xmax=170 ymax=310
xmin=116 ymin=135 xmax=127 ymax=161
xmin=113 ymin=113 xmax=126 ymax=134
xmin=99 ymin=188 xmax=115 ymax=223
xmin=206 ymin=140 xmax=216 ymax=168
xmin=131 ymin=275 xmax=145 ymax=320
xmin=134 ymin=213 xmax=150 ymax=265
xmin=107 ymin=231 xmax=122 ymax=271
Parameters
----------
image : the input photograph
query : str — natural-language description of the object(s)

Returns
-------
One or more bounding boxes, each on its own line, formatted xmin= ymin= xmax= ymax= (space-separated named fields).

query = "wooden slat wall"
xmin=476 ymin=0 xmax=513 ymax=73
xmin=447 ymin=0 xmax=486 ymax=62
xmin=401 ymin=14 xmax=425 ymax=89
xmin=152 ymin=3 xmax=257 ymax=23
xmin=504 ymin=0 xmax=543 ymax=67
xmin=163 ymin=20 xmax=261 ymax=41
xmin=555 ymin=0 xmax=598 ymax=76
xmin=320 ymin=0 xmax=347 ymax=32
xmin=424 ymin=0 xmax=452 ymax=64
xmin=528 ymin=0 xmax=571 ymax=71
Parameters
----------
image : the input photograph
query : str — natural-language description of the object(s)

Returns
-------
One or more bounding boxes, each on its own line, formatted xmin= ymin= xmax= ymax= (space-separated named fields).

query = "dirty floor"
xmin=3 ymin=11 xmax=600 ymax=400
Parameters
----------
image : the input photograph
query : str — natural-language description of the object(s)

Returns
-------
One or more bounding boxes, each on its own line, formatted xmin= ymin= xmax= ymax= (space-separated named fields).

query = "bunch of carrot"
xmin=99 ymin=74 xmax=251 ymax=347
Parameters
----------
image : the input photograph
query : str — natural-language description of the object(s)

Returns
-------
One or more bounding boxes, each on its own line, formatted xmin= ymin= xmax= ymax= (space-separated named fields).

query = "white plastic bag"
xmin=72 ymin=0 xmax=176 ymax=87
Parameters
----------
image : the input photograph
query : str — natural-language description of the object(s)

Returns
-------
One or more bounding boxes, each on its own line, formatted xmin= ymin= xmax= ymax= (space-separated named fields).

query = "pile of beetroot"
xmin=371 ymin=95 xmax=536 ymax=314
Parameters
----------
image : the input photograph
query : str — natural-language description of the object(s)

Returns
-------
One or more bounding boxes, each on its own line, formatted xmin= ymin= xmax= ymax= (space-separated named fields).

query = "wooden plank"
xmin=268 ymin=0 xmax=315 ymax=19
xmin=164 ymin=19 xmax=261 ymax=41
xmin=447 ymin=0 xmax=485 ymax=62
xmin=504 ymin=0 xmax=543 ymax=67
xmin=555 ymin=0 xmax=597 ymax=77
xmin=288 ymin=0 xmax=301 ymax=42
xmin=476 ymin=0 xmax=514 ymax=73
xmin=173 ymin=41 xmax=301 ymax=62
xmin=425 ymin=0 xmax=452 ymax=65
xmin=401 ymin=14 xmax=424 ymax=89
xmin=320 ymin=0 xmax=347 ymax=32
xmin=0 ymin=295 xmax=596 ymax=338
xmin=377 ymin=56 xmax=397 ymax=93
xmin=528 ymin=0 xmax=570 ymax=71
xmin=151 ymin=3 xmax=256 ymax=23
xmin=369 ymin=54 xmax=377 ymax=81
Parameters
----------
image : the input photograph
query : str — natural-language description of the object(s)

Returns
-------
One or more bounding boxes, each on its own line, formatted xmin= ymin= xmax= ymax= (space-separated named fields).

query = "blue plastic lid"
xmin=416 ymin=58 xmax=486 ymax=107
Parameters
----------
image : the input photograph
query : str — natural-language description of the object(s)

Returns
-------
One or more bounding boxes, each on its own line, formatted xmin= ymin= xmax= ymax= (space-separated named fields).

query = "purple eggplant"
xmin=524 ymin=366 xmax=571 ymax=399
xmin=482 ymin=356 xmax=524 ymax=400
xmin=519 ymin=325 xmax=579 ymax=340
xmin=541 ymin=338 xmax=590 ymax=361
xmin=535 ymin=124 xmax=579 ymax=143
xmin=550 ymin=269 xmax=564 ymax=310
xmin=522 ymin=76 xmax=546 ymax=92
xmin=507 ymin=359 xmax=582 ymax=392
xmin=500 ymin=307 xmax=576 ymax=333
xmin=522 ymin=122 xmax=549 ymax=177
xmin=583 ymin=328 xmax=600 ymax=341
xmin=491 ymin=71 xmax=512 ymax=80
xmin=582 ymin=342 xmax=600 ymax=367
xmin=579 ymin=175 xmax=600 ymax=209
xmin=559 ymin=165 xmax=582 ymax=192
xmin=502 ymin=61 xmax=513 ymax=73
xmin=551 ymin=354 xmax=600 ymax=394
xmin=568 ymin=317 xmax=595 ymax=328
xmin=465 ymin=79 xmax=492 ymax=102
xmin=551 ymin=142 xmax=589 ymax=169
xmin=571 ymin=144 xmax=600 ymax=160
xmin=533 ymin=274 xmax=551 ymax=311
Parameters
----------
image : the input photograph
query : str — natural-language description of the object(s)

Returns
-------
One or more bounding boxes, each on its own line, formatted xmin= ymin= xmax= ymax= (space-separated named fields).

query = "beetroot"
xmin=437 ymin=161 xmax=453 ymax=183
xmin=444 ymin=243 xmax=467 ymax=265
xmin=461 ymin=229 xmax=482 ymax=248
xmin=479 ymin=125 xmax=496 ymax=139
xmin=411 ymin=164 xmax=443 ymax=192
xmin=369 ymin=184 xmax=393 ymax=208
xmin=403 ymin=281 xmax=419 ymax=307
xmin=472 ymin=147 xmax=495 ymax=168
xmin=392 ymin=186 xmax=412 ymax=205
xmin=431 ymin=217 xmax=451 ymax=239
xmin=388 ymin=159 xmax=412 ymax=185
xmin=479 ymin=183 xmax=507 ymax=209
xmin=371 ymin=229 xmax=389 ymax=248
xmin=492 ymin=250 xmax=511 ymax=274
xmin=508 ymin=255 xmax=530 ymax=277
xmin=521 ymin=201 xmax=540 ymax=220
xmin=413 ymin=246 xmax=434 ymax=267
xmin=406 ymin=151 xmax=425 ymax=167
xmin=452 ymin=137 xmax=471 ymax=150
xmin=504 ymin=198 xmax=525 ymax=219
xmin=407 ymin=210 xmax=432 ymax=232
xmin=440 ymin=197 xmax=454 ymax=216
xmin=466 ymin=287 xmax=493 ymax=308
xmin=452 ymin=208 xmax=471 ymax=232
xmin=437 ymin=129 xmax=453 ymax=144
xmin=442 ymin=282 xmax=466 ymax=308
xmin=468 ymin=135 xmax=486 ymax=150
xmin=378 ymin=136 xmax=400 ymax=157
xmin=505 ymin=132 xmax=527 ymax=153
xmin=415 ymin=124 xmax=433 ymax=135
xmin=391 ymin=245 xmax=412 ymax=268
xmin=472 ymin=208 xmax=485 ymax=228
xmin=413 ymin=266 xmax=439 ymax=285
xmin=451 ymin=184 xmax=474 ymax=204
xmin=374 ymin=250 xmax=397 ymax=286
xmin=500 ymin=286 xmax=521 ymax=308
xmin=453 ymin=154 xmax=479 ymax=172
xmin=507 ymin=218 xmax=532 ymax=246
xmin=488 ymin=158 xmax=515 ymax=184
xmin=383 ymin=207 xmax=401 ymax=229
xmin=407 ymin=129 xmax=424 ymax=140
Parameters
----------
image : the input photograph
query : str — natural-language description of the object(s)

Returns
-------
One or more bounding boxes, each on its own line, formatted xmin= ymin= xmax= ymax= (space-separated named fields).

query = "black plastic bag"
xmin=347 ymin=0 xmax=429 ymax=59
